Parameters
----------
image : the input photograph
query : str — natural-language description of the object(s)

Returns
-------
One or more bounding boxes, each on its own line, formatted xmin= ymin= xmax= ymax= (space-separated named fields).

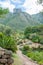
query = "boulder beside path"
xmin=0 ymin=47 xmax=14 ymax=65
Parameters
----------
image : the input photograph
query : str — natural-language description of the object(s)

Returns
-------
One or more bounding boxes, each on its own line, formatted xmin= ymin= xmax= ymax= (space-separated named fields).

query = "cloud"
xmin=11 ymin=0 xmax=22 ymax=3
xmin=10 ymin=0 xmax=25 ymax=9
xmin=23 ymin=0 xmax=43 ymax=14
xmin=11 ymin=0 xmax=25 ymax=4
xmin=0 ymin=0 xmax=25 ymax=12
xmin=0 ymin=0 xmax=15 ymax=12
xmin=0 ymin=0 xmax=43 ymax=14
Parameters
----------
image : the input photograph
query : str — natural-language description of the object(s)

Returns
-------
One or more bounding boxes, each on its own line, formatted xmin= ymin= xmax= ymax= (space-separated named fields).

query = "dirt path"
xmin=17 ymin=50 xmax=39 ymax=65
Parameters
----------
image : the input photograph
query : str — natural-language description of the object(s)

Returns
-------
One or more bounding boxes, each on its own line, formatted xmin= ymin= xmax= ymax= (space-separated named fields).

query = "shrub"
xmin=0 ymin=34 xmax=17 ymax=52
xmin=0 ymin=32 xmax=3 ymax=39
xmin=26 ymin=51 xmax=43 ymax=64
xmin=30 ymin=34 xmax=40 ymax=43
xmin=23 ymin=45 xmax=30 ymax=51
xmin=0 ymin=32 xmax=4 ymax=47
xmin=40 ymin=38 xmax=43 ymax=44
xmin=4 ymin=26 xmax=12 ymax=36
xmin=38 ymin=60 xmax=43 ymax=65
xmin=0 ymin=24 xmax=5 ymax=32
xmin=24 ymin=27 xmax=32 ymax=39
xmin=3 ymin=36 xmax=17 ymax=52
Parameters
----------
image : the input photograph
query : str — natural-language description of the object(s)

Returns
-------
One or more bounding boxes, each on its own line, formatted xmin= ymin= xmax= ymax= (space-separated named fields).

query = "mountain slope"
xmin=32 ymin=12 xmax=43 ymax=24
xmin=0 ymin=9 xmax=41 ymax=31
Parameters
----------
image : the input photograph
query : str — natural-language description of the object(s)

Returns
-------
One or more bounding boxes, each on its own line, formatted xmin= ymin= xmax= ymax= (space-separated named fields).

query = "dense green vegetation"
xmin=0 ymin=7 xmax=9 ymax=15
xmin=0 ymin=7 xmax=9 ymax=17
xmin=22 ymin=45 xmax=43 ymax=65
xmin=0 ymin=24 xmax=17 ymax=52
xmin=24 ymin=25 xmax=43 ymax=44
xmin=0 ymin=7 xmax=43 ymax=65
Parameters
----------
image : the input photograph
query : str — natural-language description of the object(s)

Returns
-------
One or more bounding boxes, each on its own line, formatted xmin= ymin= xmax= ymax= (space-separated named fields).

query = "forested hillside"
xmin=0 ymin=8 xmax=41 ymax=31
xmin=32 ymin=12 xmax=43 ymax=24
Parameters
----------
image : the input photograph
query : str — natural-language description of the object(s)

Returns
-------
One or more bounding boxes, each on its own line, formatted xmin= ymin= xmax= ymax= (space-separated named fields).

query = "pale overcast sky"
xmin=0 ymin=0 xmax=43 ymax=15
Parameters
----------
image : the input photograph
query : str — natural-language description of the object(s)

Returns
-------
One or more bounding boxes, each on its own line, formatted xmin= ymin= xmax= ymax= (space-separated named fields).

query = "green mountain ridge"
xmin=0 ymin=9 xmax=41 ymax=31
xmin=32 ymin=12 xmax=43 ymax=24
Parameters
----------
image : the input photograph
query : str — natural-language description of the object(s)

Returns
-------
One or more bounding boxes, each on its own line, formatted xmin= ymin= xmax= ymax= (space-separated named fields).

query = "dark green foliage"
xmin=0 ymin=32 xmax=4 ymax=47
xmin=30 ymin=34 xmax=40 ymax=43
xmin=27 ymin=51 xmax=43 ymax=64
xmin=4 ymin=26 xmax=12 ymax=36
xmin=23 ymin=45 xmax=30 ymax=51
xmin=0 ymin=24 xmax=5 ymax=32
xmin=0 ymin=7 xmax=9 ymax=15
xmin=24 ymin=27 xmax=32 ymax=38
xmin=0 ymin=24 xmax=17 ymax=52
xmin=0 ymin=7 xmax=9 ymax=18
xmin=3 ymin=36 xmax=17 ymax=52
xmin=0 ymin=32 xmax=17 ymax=52
xmin=24 ymin=25 xmax=43 ymax=44
xmin=0 ymin=32 xmax=3 ymax=39
xmin=31 ymin=25 xmax=43 ymax=33
xmin=22 ymin=45 xmax=43 ymax=65
xmin=40 ymin=38 xmax=43 ymax=44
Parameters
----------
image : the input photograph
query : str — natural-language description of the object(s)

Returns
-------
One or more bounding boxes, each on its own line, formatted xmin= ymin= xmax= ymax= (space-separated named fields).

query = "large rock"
xmin=2 ymin=55 xmax=10 ymax=59
xmin=4 ymin=50 xmax=12 ymax=56
xmin=0 ymin=47 xmax=14 ymax=65
xmin=0 ymin=59 xmax=7 ymax=63
xmin=0 ymin=64 xmax=4 ymax=65
xmin=7 ymin=58 xmax=14 ymax=64
xmin=0 ymin=47 xmax=5 ymax=56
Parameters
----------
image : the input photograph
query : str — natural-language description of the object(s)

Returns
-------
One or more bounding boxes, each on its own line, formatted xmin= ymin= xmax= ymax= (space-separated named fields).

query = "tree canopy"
xmin=0 ymin=7 xmax=9 ymax=15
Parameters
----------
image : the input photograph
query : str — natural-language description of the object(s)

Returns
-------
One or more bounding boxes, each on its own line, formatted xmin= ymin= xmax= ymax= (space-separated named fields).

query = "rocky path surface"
xmin=17 ymin=50 xmax=39 ymax=65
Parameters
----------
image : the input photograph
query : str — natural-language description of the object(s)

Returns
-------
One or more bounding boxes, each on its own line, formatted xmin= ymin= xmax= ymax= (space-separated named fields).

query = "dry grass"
xmin=13 ymin=53 xmax=23 ymax=65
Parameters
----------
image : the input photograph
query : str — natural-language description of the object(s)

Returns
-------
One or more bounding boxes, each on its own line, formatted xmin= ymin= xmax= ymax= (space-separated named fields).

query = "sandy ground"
xmin=17 ymin=50 xmax=39 ymax=65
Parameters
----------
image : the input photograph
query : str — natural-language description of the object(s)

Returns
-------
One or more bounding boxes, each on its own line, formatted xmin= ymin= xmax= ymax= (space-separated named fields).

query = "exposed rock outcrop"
xmin=0 ymin=47 xmax=14 ymax=65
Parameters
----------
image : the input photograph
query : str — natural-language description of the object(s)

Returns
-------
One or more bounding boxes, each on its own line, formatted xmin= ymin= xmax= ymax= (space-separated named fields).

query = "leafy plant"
xmin=0 ymin=25 xmax=17 ymax=52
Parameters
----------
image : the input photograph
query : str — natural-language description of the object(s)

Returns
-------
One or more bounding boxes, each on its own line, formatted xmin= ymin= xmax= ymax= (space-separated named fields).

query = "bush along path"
xmin=17 ymin=50 xmax=39 ymax=65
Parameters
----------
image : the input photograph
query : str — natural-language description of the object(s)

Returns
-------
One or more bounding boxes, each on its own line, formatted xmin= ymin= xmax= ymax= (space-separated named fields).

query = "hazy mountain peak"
xmin=0 ymin=10 xmax=41 ymax=31
xmin=13 ymin=8 xmax=22 ymax=14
